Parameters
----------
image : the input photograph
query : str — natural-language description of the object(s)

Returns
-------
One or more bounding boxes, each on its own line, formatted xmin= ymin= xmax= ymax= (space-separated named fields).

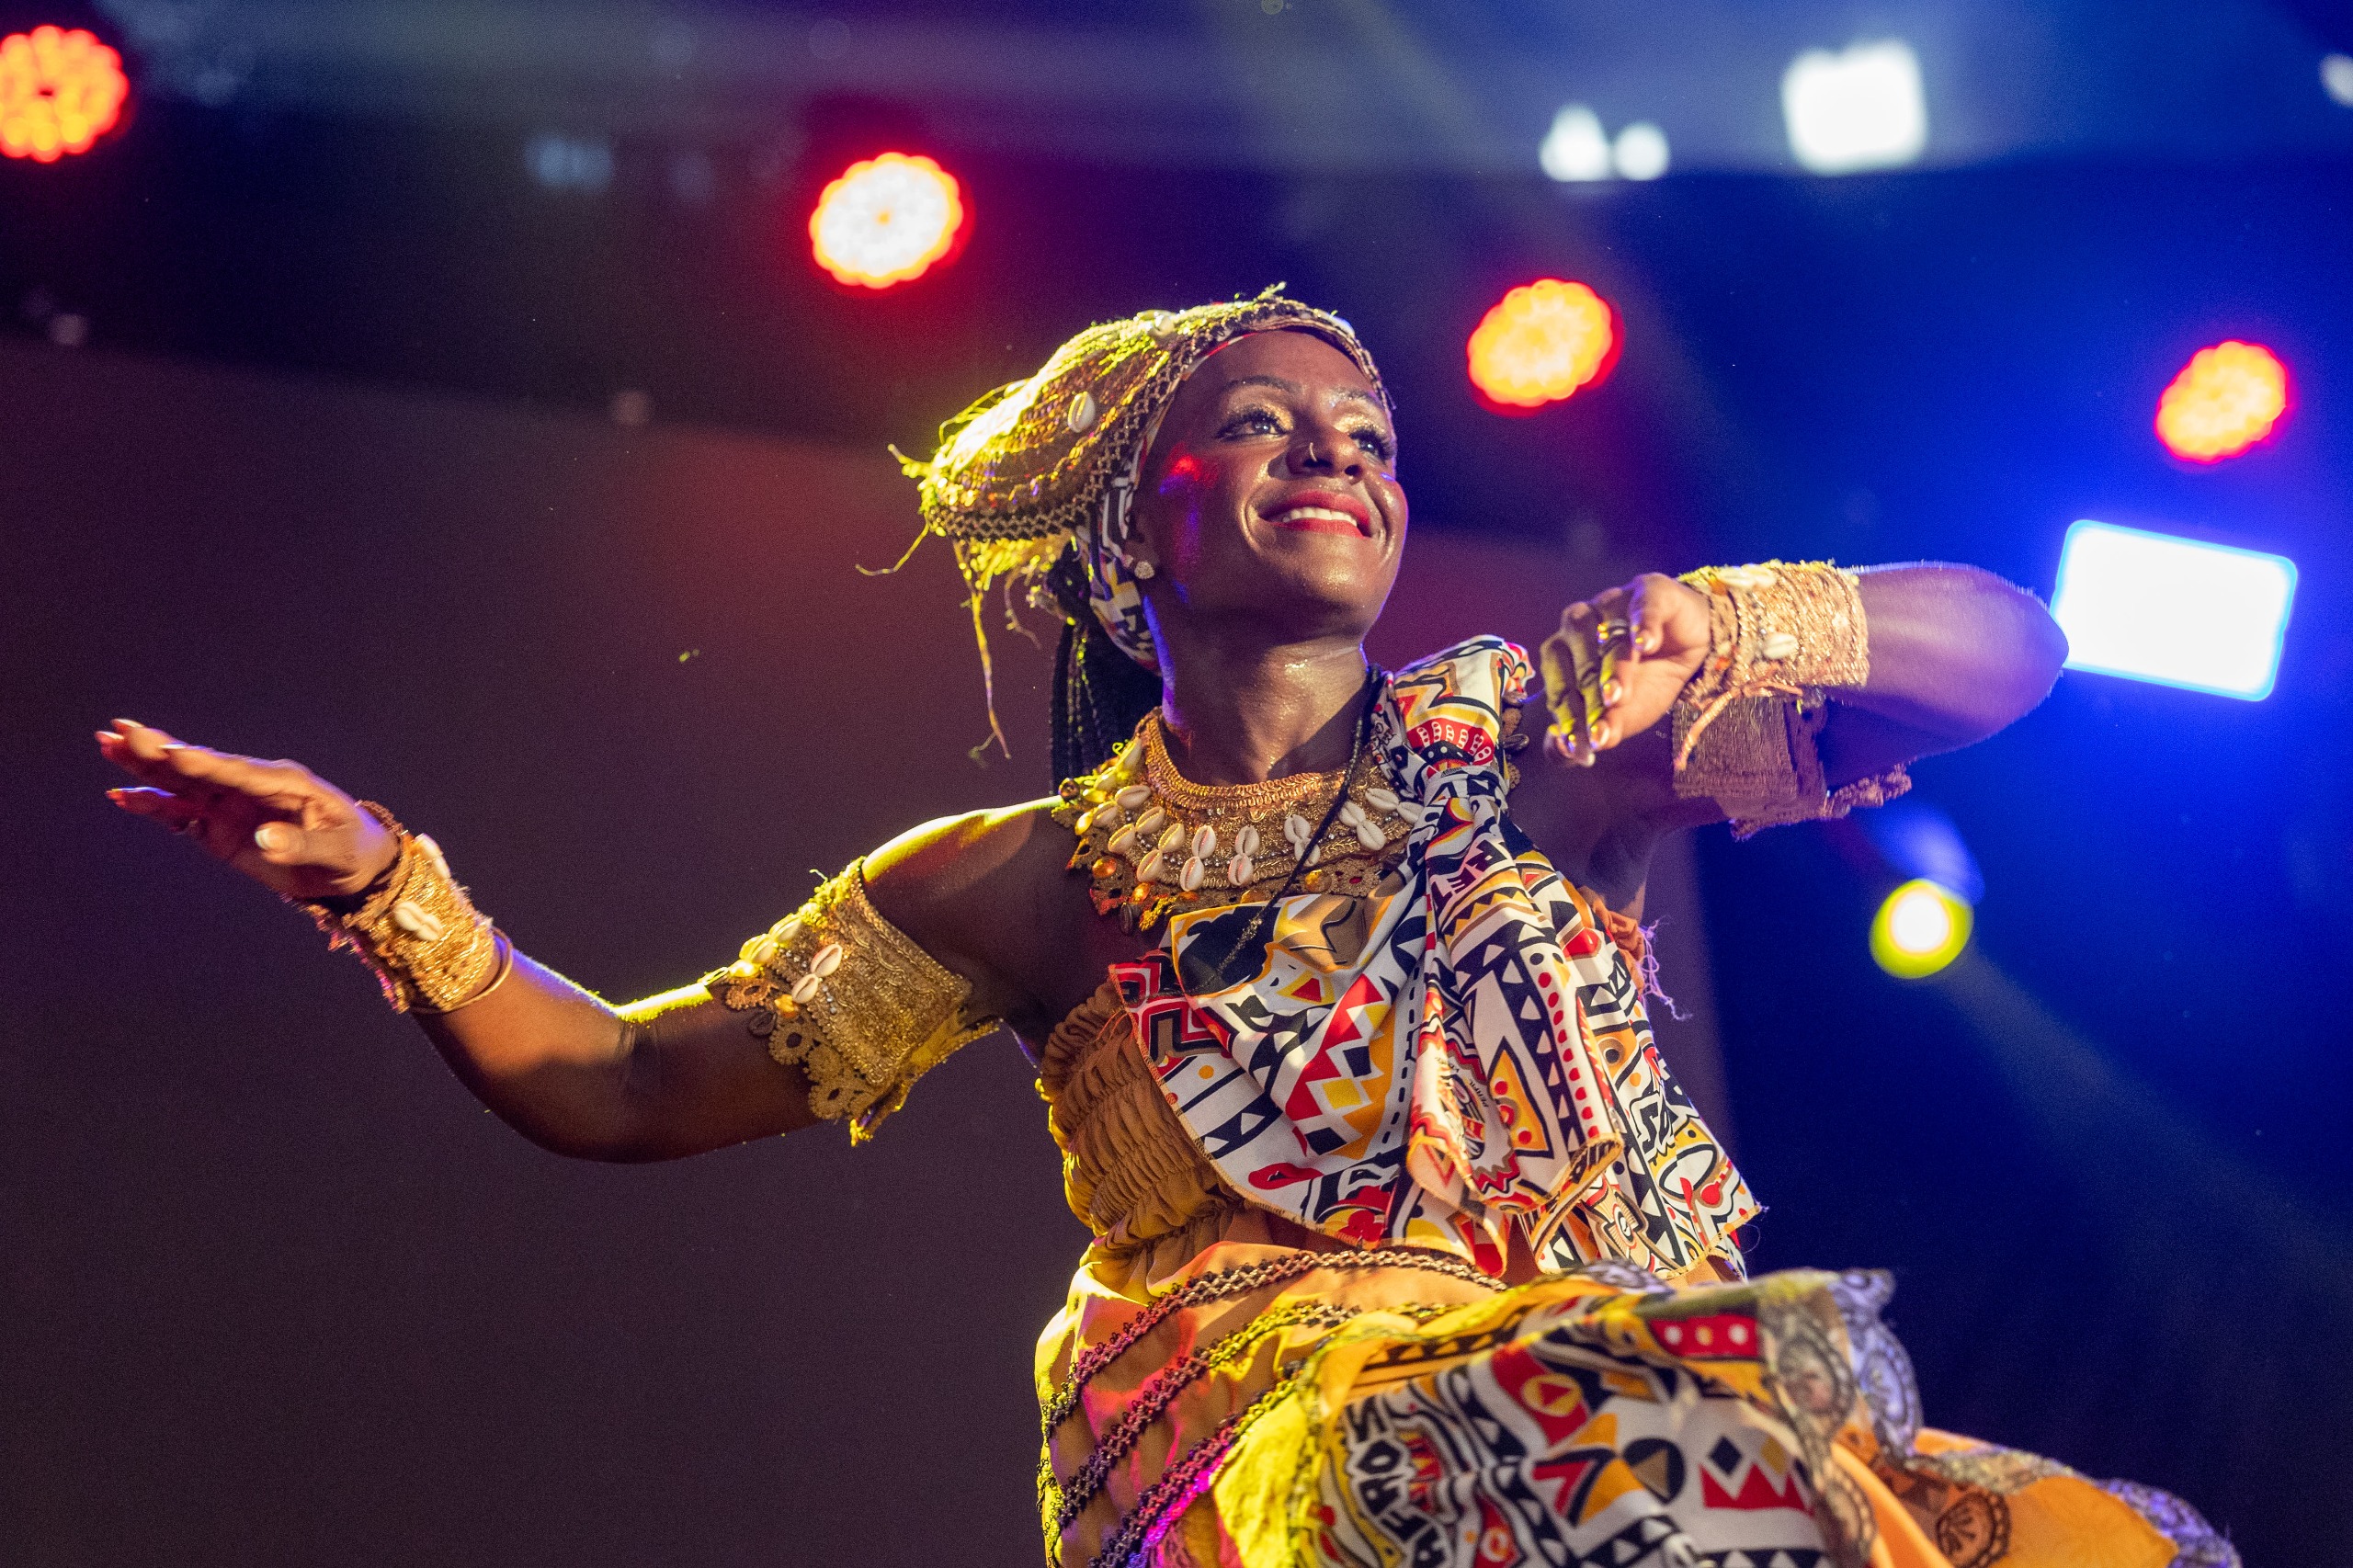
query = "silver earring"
xmin=1132 ymin=560 xmax=1157 ymax=580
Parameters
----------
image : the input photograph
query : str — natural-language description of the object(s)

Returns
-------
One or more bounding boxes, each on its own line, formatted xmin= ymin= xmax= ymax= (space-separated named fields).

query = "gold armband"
xmin=1673 ymin=561 xmax=1909 ymax=836
xmin=708 ymin=860 xmax=997 ymax=1142
xmin=301 ymin=802 xmax=510 ymax=1013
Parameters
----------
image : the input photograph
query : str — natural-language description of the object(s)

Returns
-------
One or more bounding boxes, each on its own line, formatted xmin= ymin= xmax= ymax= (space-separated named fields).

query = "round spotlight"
xmin=1467 ymin=280 xmax=1620 ymax=413
xmin=2155 ymin=341 xmax=2288 ymax=462
xmin=809 ymin=153 xmax=966 ymax=290
xmin=1870 ymin=880 xmax=1972 ymax=980
xmin=0 ymin=26 xmax=130 ymax=163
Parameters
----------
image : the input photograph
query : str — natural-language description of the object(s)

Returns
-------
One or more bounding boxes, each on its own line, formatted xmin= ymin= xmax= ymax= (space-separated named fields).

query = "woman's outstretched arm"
xmin=1518 ymin=562 xmax=2067 ymax=906
xmin=96 ymin=721 xmax=1030 ymax=1162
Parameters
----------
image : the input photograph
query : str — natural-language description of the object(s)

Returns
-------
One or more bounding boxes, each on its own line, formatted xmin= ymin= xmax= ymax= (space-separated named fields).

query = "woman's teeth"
xmin=1274 ymin=506 xmax=1360 ymax=526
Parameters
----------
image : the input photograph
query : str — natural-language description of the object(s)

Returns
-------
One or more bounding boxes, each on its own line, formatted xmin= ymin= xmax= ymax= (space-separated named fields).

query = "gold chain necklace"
xmin=1051 ymin=710 xmax=1414 ymax=931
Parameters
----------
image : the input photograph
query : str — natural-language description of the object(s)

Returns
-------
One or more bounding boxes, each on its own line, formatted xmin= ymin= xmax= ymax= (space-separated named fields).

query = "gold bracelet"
xmin=300 ymin=802 xmax=504 ymax=1013
xmin=707 ymin=859 xmax=997 ymax=1142
xmin=1672 ymin=562 xmax=1904 ymax=835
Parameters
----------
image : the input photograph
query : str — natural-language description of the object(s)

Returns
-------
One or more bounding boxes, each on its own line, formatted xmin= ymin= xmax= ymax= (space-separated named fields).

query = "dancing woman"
xmin=99 ymin=293 xmax=2229 ymax=1568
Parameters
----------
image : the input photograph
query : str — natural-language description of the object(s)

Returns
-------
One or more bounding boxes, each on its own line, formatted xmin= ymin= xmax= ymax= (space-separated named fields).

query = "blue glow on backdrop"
xmin=2051 ymin=520 xmax=2298 ymax=700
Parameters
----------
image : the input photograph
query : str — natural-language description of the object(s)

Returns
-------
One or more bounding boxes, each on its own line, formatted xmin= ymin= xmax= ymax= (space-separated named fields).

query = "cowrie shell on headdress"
xmin=1337 ymin=800 xmax=1368 ymax=828
xmin=1190 ymin=825 xmax=1217 ymax=858
xmin=1227 ymin=853 xmax=1255 ymax=884
xmin=1066 ymin=390 xmax=1098 ymax=434
xmin=1115 ymin=785 xmax=1153 ymax=810
xmin=1138 ymin=848 xmax=1168 ymax=882
xmin=1233 ymin=824 xmax=1260 ymax=857
xmin=1159 ymin=822 xmax=1188 ymax=853
xmin=1363 ymin=788 xmax=1399 ymax=813
xmin=1180 ymin=856 xmax=1206 ymax=892
xmin=790 ymin=974 xmax=822 ymax=1005
xmin=811 ymin=943 xmax=845 ymax=978
xmin=1134 ymin=806 xmax=1167 ymax=837
xmin=1354 ymin=820 xmax=1386 ymax=850
xmin=1283 ymin=813 xmax=1313 ymax=851
xmin=1108 ymin=824 xmax=1142 ymax=857
xmin=1761 ymin=631 xmax=1799 ymax=661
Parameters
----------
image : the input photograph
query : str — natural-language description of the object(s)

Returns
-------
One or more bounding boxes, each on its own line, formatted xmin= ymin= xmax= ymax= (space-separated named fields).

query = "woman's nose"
xmin=1288 ymin=426 xmax=1365 ymax=476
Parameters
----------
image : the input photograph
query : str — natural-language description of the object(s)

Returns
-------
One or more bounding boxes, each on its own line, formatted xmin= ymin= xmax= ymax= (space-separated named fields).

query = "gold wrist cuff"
xmin=1672 ymin=562 xmax=1905 ymax=835
xmin=301 ymin=802 xmax=503 ymax=1013
xmin=708 ymin=860 xmax=996 ymax=1142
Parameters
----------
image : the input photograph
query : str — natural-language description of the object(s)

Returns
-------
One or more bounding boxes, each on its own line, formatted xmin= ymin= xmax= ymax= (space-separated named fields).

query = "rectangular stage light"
xmin=2052 ymin=520 xmax=2296 ymax=699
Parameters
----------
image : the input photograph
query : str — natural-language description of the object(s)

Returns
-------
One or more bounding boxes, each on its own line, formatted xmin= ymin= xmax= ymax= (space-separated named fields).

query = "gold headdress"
xmin=896 ymin=287 xmax=1388 ymax=760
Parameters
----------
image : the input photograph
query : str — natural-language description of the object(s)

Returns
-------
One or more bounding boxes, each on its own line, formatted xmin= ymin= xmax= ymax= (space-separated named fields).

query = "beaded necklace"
xmin=1049 ymin=680 xmax=1413 ymax=932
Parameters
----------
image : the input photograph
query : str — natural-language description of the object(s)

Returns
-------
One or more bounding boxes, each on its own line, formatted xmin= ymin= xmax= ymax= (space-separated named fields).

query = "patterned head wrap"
xmin=900 ymin=287 xmax=1389 ymax=687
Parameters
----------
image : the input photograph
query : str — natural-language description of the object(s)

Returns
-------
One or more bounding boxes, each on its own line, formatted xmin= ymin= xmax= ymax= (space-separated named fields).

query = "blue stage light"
xmin=2051 ymin=521 xmax=2296 ymax=700
xmin=1860 ymin=800 xmax=1984 ymax=905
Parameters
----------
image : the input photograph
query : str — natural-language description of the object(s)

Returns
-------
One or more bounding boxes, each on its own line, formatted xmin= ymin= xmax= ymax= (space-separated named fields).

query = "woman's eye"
xmin=1350 ymin=427 xmax=1394 ymax=460
xmin=1222 ymin=408 xmax=1285 ymax=438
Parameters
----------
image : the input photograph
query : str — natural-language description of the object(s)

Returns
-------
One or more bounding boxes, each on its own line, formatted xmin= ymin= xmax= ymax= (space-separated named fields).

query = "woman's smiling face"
xmin=1130 ymin=328 xmax=1408 ymax=654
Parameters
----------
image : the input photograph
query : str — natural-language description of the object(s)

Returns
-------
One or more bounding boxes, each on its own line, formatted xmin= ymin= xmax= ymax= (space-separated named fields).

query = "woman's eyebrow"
xmin=1221 ymin=374 xmax=1386 ymax=415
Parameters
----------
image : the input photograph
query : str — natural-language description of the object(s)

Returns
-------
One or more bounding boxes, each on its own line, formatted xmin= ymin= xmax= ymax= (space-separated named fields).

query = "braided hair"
xmin=1044 ymin=547 xmax=1162 ymax=789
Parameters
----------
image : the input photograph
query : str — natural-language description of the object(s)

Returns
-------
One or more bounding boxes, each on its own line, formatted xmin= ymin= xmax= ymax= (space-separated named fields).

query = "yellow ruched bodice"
xmin=1037 ymin=979 xmax=1248 ymax=1268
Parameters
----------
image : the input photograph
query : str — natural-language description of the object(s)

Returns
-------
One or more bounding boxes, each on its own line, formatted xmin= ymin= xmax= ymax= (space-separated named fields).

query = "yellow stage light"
xmin=0 ymin=26 xmax=129 ymax=163
xmin=2155 ymin=341 xmax=2288 ymax=462
xmin=1467 ymin=280 xmax=1619 ymax=412
xmin=1870 ymin=880 xmax=1972 ymax=979
xmin=809 ymin=153 xmax=966 ymax=290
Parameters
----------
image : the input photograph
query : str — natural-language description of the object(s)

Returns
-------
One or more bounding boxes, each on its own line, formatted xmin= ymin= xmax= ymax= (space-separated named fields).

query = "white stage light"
xmin=2052 ymin=521 xmax=2297 ymax=700
xmin=1540 ymin=105 xmax=1611 ymax=182
xmin=1612 ymin=121 xmax=1670 ymax=180
xmin=2324 ymin=53 xmax=2353 ymax=108
xmin=1782 ymin=40 xmax=1927 ymax=174
xmin=527 ymin=132 xmax=613 ymax=192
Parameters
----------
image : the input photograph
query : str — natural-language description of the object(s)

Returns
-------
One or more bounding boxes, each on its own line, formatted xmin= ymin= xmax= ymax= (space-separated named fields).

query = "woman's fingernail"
xmin=255 ymin=823 xmax=291 ymax=853
xmin=1602 ymin=681 xmax=1621 ymax=705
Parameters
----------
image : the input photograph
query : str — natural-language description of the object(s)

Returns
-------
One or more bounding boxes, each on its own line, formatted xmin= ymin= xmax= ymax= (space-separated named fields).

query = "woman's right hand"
xmin=98 ymin=720 xmax=399 ymax=903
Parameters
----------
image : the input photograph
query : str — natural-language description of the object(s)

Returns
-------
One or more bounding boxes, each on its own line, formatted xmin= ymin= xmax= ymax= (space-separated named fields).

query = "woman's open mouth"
xmin=1262 ymin=491 xmax=1374 ymax=538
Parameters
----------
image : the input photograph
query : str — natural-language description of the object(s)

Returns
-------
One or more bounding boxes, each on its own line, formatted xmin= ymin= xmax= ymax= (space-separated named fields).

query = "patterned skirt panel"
xmin=1037 ymin=1244 xmax=2233 ymax=1568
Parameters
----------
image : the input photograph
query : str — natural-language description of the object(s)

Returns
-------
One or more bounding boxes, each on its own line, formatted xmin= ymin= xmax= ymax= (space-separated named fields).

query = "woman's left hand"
xmin=1539 ymin=573 xmax=1711 ymax=764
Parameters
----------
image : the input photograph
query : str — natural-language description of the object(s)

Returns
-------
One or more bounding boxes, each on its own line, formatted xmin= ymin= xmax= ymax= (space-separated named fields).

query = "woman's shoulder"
xmin=859 ymin=796 xmax=1104 ymax=1034
xmin=861 ymin=796 xmax=1070 ymax=932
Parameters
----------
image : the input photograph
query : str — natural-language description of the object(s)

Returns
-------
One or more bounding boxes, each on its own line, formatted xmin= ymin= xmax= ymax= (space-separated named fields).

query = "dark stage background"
xmin=6 ymin=2 xmax=2353 ymax=1562
xmin=1 ymin=337 xmax=1724 ymax=1566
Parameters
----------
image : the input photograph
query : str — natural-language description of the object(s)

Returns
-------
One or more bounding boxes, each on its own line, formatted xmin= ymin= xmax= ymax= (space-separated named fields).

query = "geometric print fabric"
xmin=1128 ymin=638 xmax=1756 ymax=1280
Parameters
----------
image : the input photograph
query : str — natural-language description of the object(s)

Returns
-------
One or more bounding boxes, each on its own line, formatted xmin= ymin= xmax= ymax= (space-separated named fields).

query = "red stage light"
xmin=2155 ymin=341 xmax=2289 ymax=462
xmin=809 ymin=153 xmax=966 ymax=290
xmin=1467 ymin=280 xmax=1620 ymax=412
xmin=0 ymin=26 xmax=128 ymax=164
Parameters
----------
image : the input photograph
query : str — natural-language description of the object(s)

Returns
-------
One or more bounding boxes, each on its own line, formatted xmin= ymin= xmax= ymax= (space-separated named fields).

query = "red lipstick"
xmin=1261 ymin=490 xmax=1374 ymax=537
